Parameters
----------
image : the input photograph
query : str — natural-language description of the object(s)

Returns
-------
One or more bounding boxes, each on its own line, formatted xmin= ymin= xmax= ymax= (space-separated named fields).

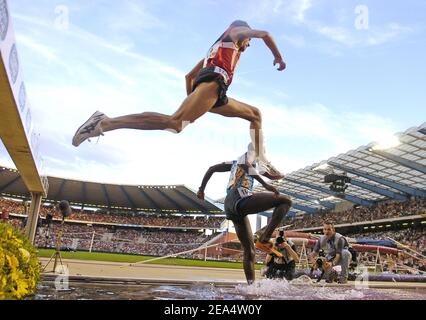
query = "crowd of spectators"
xmin=25 ymin=219 xmax=217 ymax=257
xmin=59 ymin=210 xmax=225 ymax=228
xmin=0 ymin=198 xmax=25 ymax=215
xmin=0 ymin=197 xmax=225 ymax=228
xmin=285 ymin=197 xmax=426 ymax=230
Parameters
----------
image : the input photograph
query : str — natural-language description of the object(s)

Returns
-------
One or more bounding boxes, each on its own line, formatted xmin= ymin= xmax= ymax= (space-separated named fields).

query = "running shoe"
xmin=72 ymin=111 xmax=106 ymax=147
xmin=258 ymin=160 xmax=285 ymax=180
xmin=255 ymin=239 xmax=283 ymax=257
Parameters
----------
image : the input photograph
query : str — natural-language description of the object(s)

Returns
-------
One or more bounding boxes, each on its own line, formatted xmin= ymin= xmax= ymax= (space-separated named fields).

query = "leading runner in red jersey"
xmin=72 ymin=20 xmax=287 ymax=179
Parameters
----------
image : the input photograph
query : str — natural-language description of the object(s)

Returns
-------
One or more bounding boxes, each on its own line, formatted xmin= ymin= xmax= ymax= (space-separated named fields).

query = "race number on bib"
xmin=237 ymin=188 xmax=252 ymax=199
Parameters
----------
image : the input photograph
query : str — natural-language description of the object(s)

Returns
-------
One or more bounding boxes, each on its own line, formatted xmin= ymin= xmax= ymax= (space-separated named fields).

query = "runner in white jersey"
xmin=197 ymin=144 xmax=292 ymax=284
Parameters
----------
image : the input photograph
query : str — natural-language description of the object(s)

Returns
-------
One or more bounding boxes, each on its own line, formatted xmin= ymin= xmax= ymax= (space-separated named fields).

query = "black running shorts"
xmin=192 ymin=67 xmax=229 ymax=108
xmin=224 ymin=187 xmax=253 ymax=222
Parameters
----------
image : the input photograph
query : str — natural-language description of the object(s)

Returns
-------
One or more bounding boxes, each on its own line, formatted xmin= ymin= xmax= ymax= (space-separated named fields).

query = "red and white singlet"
xmin=203 ymin=27 xmax=242 ymax=85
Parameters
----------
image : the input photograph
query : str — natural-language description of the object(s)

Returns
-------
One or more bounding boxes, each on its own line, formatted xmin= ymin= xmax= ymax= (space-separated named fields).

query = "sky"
xmin=1 ymin=0 xmax=425 ymax=203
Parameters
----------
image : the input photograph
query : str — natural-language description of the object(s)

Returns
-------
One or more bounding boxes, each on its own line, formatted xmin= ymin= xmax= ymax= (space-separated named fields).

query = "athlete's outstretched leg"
xmin=209 ymin=98 xmax=284 ymax=179
xmin=258 ymin=203 xmax=290 ymax=242
xmin=233 ymin=216 xmax=256 ymax=284
xmin=72 ymin=82 xmax=219 ymax=146
xmin=101 ymin=112 xmax=179 ymax=132
xmin=237 ymin=192 xmax=292 ymax=242
xmin=101 ymin=81 xmax=218 ymax=133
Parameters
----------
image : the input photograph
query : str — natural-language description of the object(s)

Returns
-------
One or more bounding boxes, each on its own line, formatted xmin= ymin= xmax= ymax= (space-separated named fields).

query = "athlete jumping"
xmin=197 ymin=144 xmax=292 ymax=284
xmin=72 ymin=20 xmax=287 ymax=179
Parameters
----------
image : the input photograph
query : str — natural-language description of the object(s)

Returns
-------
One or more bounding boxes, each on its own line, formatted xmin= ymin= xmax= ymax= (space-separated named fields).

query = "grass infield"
xmin=37 ymin=249 xmax=264 ymax=270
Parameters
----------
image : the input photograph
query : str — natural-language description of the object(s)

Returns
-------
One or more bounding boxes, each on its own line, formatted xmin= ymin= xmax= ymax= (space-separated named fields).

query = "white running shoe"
xmin=258 ymin=160 xmax=284 ymax=180
xmin=72 ymin=111 xmax=106 ymax=147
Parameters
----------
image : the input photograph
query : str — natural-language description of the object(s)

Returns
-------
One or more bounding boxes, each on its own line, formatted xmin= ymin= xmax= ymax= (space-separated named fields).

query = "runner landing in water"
xmin=72 ymin=20 xmax=287 ymax=179
xmin=197 ymin=144 xmax=292 ymax=284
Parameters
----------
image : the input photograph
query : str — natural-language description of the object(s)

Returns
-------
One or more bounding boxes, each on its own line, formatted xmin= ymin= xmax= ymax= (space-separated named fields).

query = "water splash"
xmin=236 ymin=278 xmax=367 ymax=300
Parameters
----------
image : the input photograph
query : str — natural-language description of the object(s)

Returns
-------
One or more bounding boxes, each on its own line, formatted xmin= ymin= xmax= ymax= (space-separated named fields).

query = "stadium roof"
xmin=255 ymin=123 xmax=426 ymax=217
xmin=0 ymin=168 xmax=222 ymax=214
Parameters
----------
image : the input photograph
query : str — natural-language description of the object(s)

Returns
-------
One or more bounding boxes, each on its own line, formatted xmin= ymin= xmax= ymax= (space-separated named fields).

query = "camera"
xmin=58 ymin=200 xmax=72 ymax=219
xmin=310 ymin=256 xmax=339 ymax=283
xmin=323 ymin=174 xmax=351 ymax=194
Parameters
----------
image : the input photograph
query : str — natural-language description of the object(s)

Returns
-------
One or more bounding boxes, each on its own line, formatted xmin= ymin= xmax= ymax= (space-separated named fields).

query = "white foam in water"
xmin=290 ymin=275 xmax=314 ymax=285
xmin=236 ymin=278 xmax=366 ymax=300
xmin=315 ymin=287 xmax=365 ymax=300
xmin=153 ymin=284 xmax=224 ymax=300
xmin=35 ymin=281 xmax=424 ymax=300
xmin=236 ymin=278 xmax=297 ymax=299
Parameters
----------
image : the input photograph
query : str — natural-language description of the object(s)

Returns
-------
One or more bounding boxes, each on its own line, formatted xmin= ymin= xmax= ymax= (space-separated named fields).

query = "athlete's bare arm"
xmin=185 ymin=59 xmax=205 ymax=95
xmin=197 ymin=162 xmax=233 ymax=200
xmin=229 ymin=27 xmax=286 ymax=71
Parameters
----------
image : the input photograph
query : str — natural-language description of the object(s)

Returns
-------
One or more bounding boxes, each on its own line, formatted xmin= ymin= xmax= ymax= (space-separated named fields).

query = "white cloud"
xmin=229 ymin=95 xmax=397 ymax=171
xmin=13 ymin=12 xmax=184 ymax=80
xmin=261 ymin=100 xmax=396 ymax=142
xmin=241 ymin=0 xmax=313 ymax=24
xmin=239 ymin=1 xmax=413 ymax=49
xmin=11 ymin=13 xmax=51 ymax=28
xmin=13 ymin=34 xmax=58 ymax=61
xmin=272 ymin=0 xmax=283 ymax=13
xmin=291 ymin=0 xmax=313 ymax=23
xmin=312 ymin=22 xmax=412 ymax=48
xmin=315 ymin=25 xmax=354 ymax=46
xmin=106 ymin=0 xmax=166 ymax=33
xmin=88 ymin=60 xmax=138 ymax=87
xmin=366 ymin=23 xmax=413 ymax=46
xmin=281 ymin=34 xmax=306 ymax=48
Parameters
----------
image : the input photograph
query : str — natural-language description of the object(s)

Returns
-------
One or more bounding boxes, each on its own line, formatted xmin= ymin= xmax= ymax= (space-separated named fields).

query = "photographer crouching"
xmin=309 ymin=221 xmax=352 ymax=284
xmin=263 ymin=231 xmax=299 ymax=281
